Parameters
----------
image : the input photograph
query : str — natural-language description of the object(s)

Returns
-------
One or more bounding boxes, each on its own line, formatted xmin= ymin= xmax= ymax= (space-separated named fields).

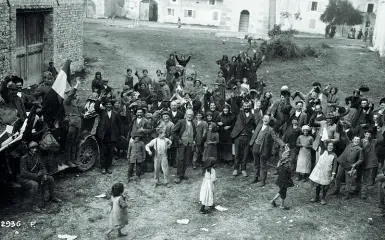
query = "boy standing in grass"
xmin=146 ymin=129 xmax=172 ymax=187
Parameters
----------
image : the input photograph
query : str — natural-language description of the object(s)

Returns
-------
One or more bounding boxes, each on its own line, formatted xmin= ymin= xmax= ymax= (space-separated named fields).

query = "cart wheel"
xmin=76 ymin=136 xmax=99 ymax=172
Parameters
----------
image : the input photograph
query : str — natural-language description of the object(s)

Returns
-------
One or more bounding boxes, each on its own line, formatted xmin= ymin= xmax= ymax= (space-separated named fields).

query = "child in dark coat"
xmin=271 ymin=147 xmax=294 ymax=210
xmin=127 ymin=132 xmax=146 ymax=182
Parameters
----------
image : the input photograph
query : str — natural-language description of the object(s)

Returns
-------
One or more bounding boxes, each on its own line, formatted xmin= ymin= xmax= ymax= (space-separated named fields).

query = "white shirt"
xmin=107 ymin=110 xmax=112 ymax=118
xmin=137 ymin=118 xmax=142 ymax=124
xmin=295 ymin=111 xmax=301 ymax=118
xmin=245 ymin=113 xmax=250 ymax=117
xmin=17 ymin=92 xmax=22 ymax=98
xmin=261 ymin=124 xmax=267 ymax=131
xmin=187 ymin=120 xmax=192 ymax=127
xmin=172 ymin=111 xmax=177 ymax=117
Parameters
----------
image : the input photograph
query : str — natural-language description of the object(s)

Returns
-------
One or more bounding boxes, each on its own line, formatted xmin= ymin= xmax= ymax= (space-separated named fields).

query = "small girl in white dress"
xmin=106 ymin=183 xmax=128 ymax=237
xmin=199 ymin=157 xmax=217 ymax=214
xmin=309 ymin=141 xmax=337 ymax=205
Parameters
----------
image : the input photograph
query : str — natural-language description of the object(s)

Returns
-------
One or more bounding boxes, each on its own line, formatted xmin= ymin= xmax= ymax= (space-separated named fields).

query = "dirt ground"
xmin=1 ymin=22 xmax=385 ymax=240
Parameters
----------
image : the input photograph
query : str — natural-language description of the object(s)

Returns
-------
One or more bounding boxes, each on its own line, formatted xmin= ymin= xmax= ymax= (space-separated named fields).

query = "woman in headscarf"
xmin=217 ymin=104 xmax=235 ymax=163
xmin=227 ymin=56 xmax=238 ymax=84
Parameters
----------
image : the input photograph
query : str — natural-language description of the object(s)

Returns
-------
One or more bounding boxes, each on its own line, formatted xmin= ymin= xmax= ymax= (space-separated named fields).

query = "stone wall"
xmin=0 ymin=0 xmax=12 ymax=81
xmin=0 ymin=0 xmax=84 ymax=84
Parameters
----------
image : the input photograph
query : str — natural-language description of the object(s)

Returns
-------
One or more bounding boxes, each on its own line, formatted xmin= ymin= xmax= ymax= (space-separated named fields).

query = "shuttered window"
xmin=184 ymin=9 xmax=196 ymax=18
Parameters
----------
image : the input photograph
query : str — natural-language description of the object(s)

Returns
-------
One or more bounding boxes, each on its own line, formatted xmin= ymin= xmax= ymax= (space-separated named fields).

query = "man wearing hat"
xmin=63 ymin=78 xmax=82 ymax=168
xmin=20 ymin=141 xmax=62 ymax=211
xmin=95 ymin=97 xmax=123 ymax=174
xmin=13 ymin=77 xmax=35 ymax=111
xmin=159 ymin=77 xmax=171 ymax=101
xmin=151 ymin=91 xmax=168 ymax=113
xmin=6 ymin=82 xmax=27 ymax=123
xmin=231 ymin=102 xmax=256 ymax=177
xmin=157 ymin=110 xmax=174 ymax=139
xmin=172 ymin=109 xmax=196 ymax=183
xmin=351 ymin=98 xmax=374 ymax=137
xmin=267 ymin=86 xmax=293 ymax=133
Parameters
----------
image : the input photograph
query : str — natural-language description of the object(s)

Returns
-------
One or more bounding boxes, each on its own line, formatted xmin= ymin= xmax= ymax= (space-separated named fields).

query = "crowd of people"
xmin=1 ymin=49 xmax=385 ymax=235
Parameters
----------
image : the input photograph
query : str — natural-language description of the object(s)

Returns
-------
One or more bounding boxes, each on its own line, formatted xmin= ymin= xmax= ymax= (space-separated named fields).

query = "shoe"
xmin=174 ymin=178 xmax=181 ymax=184
xmin=192 ymin=163 xmax=197 ymax=170
xmin=232 ymin=170 xmax=238 ymax=176
xmin=200 ymin=209 xmax=209 ymax=214
xmin=330 ymin=189 xmax=340 ymax=195
xmin=251 ymin=177 xmax=259 ymax=184
xmin=49 ymin=197 xmax=62 ymax=203
xmin=107 ymin=169 xmax=113 ymax=174
xmin=310 ymin=198 xmax=320 ymax=203
xmin=118 ymin=231 xmax=128 ymax=237
xmin=321 ymin=199 xmax=327 ymax=205
xmin=257 ymin=181 xmax=266 ymax=187
xmin=280 ymin=206 xmax=290 ymax=210
xmin=181 ymin=176 xmax=189 ymax=180
xmin=242 ymin=171 xmax=247 ymax=177
xmin=101 ymin=169 xmax=107 ymax=174
xmin=271 ymin=200 xmax=277 ymax=208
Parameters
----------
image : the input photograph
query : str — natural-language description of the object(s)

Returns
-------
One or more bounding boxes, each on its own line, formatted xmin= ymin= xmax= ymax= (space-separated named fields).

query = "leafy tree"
xmin=320 ymin=0 xmax=363 ymax=26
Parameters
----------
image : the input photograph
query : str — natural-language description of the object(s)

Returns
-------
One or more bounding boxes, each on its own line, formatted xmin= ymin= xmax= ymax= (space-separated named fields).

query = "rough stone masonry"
xmin=0 ymin=0 xmax=84 ymax=84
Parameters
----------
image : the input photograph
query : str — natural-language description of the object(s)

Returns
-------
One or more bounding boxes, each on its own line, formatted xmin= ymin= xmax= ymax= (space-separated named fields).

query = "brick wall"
xmin=0 ymin=0 xmax=84 ymax=83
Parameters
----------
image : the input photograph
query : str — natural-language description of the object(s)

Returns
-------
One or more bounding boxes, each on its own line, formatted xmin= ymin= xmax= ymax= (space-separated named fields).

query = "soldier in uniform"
xmin=63 ymin=78 xmax=82 ymax=167
xmin=19 ymin=141 xmax=62 ymax=212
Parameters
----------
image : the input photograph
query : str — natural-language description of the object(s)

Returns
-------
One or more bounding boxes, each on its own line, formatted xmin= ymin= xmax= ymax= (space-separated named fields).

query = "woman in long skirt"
xmin=296 ymin=125 xmax=314 ymax=181
xmin=203 ymin=123 xmax=219 ymax=162
xmin=217 ymin=104 xmax=234 ymax=163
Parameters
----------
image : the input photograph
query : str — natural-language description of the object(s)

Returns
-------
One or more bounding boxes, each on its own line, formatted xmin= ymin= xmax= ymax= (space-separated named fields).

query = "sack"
xmin=39 ymin=131 xmax=60 ymax=151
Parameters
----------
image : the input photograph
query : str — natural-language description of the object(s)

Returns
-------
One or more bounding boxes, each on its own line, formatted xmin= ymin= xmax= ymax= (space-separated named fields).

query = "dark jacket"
xmin=249 ymin=123 xmax=285 ymax=155
xmin=170 ymin=110 xmax=184 ymax=124
xmin=231 ymin=110 xmax=256 ymax=139
xmin=176 ymin=55 xmax=191 ymax=67
xmin=95 ymin=100 xmax=122 ymax=141
xmin=20 ymin=153 xmax=47 ymax=181
xmin=172 ymin=119 xmax=197 ymax=144
xmin=166 ymin=58 xmax=176 ymax=72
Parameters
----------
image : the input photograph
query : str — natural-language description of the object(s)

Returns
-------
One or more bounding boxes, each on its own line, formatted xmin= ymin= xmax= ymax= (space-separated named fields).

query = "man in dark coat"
xmin=172 ymin=109 xmax=196 ymax=183
xmin=169 ymin=100 xmax=184 ymax=123
xmin=166 ymin=54 xmax=176 ymax=72
xmin=250 ymin=115 xmax=286 ymax=186
xmin=95 ymin=98 xmax=123 ymax=174
xmin=231 ymin=102 xmax=256 ymax=177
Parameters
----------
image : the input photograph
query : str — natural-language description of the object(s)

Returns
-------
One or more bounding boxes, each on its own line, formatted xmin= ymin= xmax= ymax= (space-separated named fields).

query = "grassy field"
xmin=1 ymin=22 xmax=385 ymax=240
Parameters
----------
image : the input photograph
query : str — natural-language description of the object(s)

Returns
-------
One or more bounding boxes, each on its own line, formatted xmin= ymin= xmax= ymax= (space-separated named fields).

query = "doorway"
xmin=15 ymin=11 xmax=45 ymax=86
xmin=239 ymin=10 xmax=250 ymax=32
xmin=149 ymin=1 xmax=158 ymax=22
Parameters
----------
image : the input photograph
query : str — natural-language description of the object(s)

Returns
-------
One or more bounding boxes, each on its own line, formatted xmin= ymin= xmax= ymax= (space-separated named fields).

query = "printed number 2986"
xmin=1 ymin=221 xmax=21 ymax=227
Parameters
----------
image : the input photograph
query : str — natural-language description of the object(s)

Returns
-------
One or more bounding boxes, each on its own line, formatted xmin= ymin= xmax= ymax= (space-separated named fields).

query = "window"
xmin=168 ymin=8 xmax=174 ymax=16
xmin=184 ymin=9 xmax=196 ymax=18
xmin=311 ymin=2 xmax=318 ymax=11
xmin=309 ymin=19 xmax=316 ymax=29
xmin=367 ymin=3 xmax=374 ymax=13
xmin=213 ymin=12 xmax=218 ymax=20
xmin=209 ymin=0 xmax=215 ymax=5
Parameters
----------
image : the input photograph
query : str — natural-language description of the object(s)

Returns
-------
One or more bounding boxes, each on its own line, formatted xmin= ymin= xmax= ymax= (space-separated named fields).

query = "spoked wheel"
xmin=76 ymin=136 xmax=99 ymax=172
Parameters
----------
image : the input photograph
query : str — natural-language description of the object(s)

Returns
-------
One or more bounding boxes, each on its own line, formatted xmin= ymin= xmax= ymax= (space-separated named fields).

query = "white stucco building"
xmin=277 ymin=0 xmax=378 ymax=35
xmin=373 ymin=0 xmax=385 ymax=56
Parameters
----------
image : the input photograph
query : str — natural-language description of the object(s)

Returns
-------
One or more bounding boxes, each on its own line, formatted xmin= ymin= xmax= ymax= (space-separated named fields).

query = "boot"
xmin=232 ymin=170 xmax=238 ymax=176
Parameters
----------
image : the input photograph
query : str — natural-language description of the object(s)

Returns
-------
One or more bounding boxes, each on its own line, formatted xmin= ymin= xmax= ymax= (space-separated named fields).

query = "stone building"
xmin=0 ymin=0 xmax=84 ymax=87
xmin=373 ymin=0 xmax=385 ymax=56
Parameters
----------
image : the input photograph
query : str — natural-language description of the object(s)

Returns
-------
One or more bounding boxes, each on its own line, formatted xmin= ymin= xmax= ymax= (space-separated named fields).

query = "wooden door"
xmin=15 ymin=12 xmax=44 ymax=86
xmin=239 ymin=10 xmax=250 ymax=32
